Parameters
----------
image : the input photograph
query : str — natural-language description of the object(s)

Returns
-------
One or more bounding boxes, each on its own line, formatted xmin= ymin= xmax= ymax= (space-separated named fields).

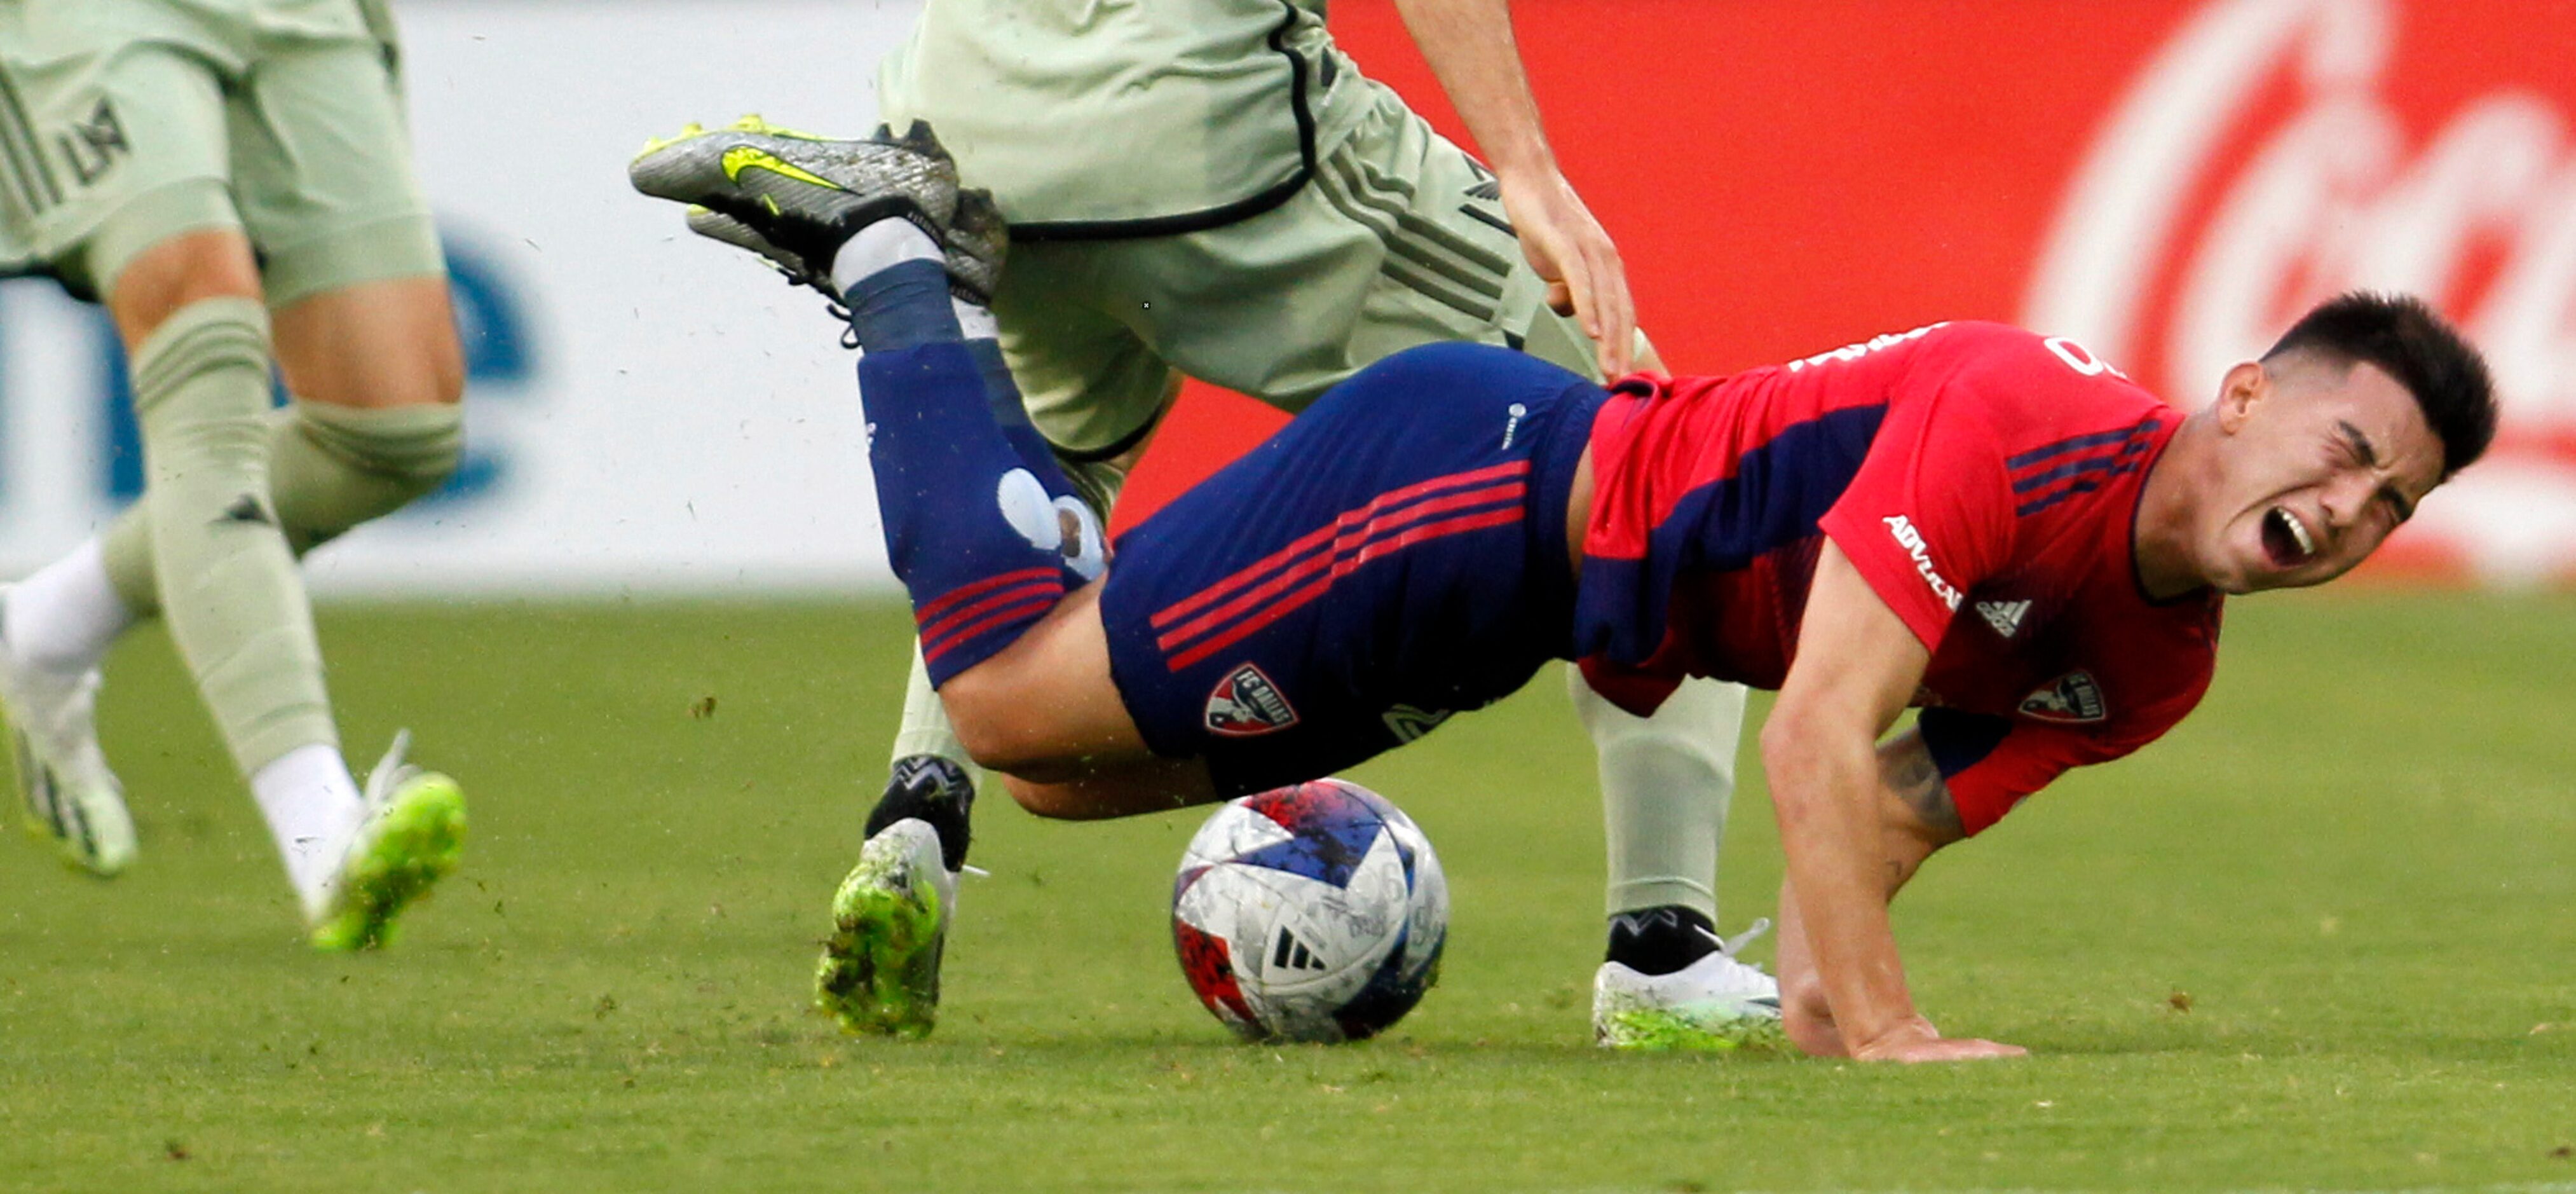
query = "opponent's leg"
xmin=1513 ymin=234 xmax=1776 ymax=1047
xmin=88 ymin=221 xmax=461 ymax=947
xmin=15 ymin=298 xmax=467 ymax=927
xmin=1576 ymin=672 xmax=1781 ymax=1048
xmin=1543 ymin=320 xmax=1775 ymax=1048
xmin=105 ymin=228 xmax=370 ymax=921
xmin=87 ymin=276 xmax=467 ymax=615
xmin=6 ymin=38 xmax=465 ymax=926
xmin=10 ymin=381 xmax=466 ymax=900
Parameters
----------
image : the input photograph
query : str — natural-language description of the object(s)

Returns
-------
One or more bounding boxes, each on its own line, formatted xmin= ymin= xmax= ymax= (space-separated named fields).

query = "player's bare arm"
xmin=1389 ymin=0 xmax=1635 ymax=376
xmin=1774 ymin=727 xmax=1963 ymax=1057
xmin=1762 ymin=542 xmax=2023 ymax=1063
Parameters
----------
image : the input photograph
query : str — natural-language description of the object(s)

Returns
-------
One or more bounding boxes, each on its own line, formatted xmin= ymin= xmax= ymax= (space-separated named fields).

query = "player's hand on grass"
xmin=1848 ymin=1017 xmax=2028 ymax=1063
xmin=1498 ymin=166 xmax=1636 ymax=378
xmin=1783 ymin=977 xmax=1849 ymax=1057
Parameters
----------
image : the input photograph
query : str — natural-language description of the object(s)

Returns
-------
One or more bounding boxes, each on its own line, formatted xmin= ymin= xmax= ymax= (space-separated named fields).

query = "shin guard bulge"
xmin=848 ymin=256 xmax=1096 ymax=687
xmin=883 ymin=336 xmax=1108 ymax=772
xmin=100 ymin=400 xmax=465 ymax=614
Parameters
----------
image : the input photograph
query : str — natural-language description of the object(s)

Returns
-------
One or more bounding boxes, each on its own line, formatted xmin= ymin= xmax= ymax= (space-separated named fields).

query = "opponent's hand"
xmin=1497 ymin=166 xmax=1635 ymax=378
xmin=1850 ymin=1017 xmax=2028 ymax=1063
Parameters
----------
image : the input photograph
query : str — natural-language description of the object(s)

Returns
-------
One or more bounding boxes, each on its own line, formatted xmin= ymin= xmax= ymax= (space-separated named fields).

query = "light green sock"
xmin=126 ymin=297 xmax=336 ymax=773
xmin=102 ymin=399 xmax=464 ymax=615
xmin=1572 ymin=667 xmax=1747 ymax=921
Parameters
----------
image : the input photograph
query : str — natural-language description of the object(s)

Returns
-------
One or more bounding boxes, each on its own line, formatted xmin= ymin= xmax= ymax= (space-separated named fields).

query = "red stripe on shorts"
xmin=1154 ymin=480 xmax=1527 ymax=657
xmin=1164 ymin=505 xmax=1525 ymax=672
xmin=1149 ymin=460 xmax=1529 ymax=633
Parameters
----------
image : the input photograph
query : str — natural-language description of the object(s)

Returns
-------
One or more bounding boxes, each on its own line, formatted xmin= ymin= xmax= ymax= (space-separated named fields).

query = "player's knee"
xmin=997 ymin=776 xmax=1084 ymax=820
xmin=104 ymin=226 xmax=262 ymax=344
xmin=289 ymin=398 xmax=467 ymax=500
xmin=273 ymin=275 xmax=469 ymax=409
xmin=938 ymin=668 xmax=1077 ymax=780
xmin=953 ymin=729 xmax=1081 ymax=786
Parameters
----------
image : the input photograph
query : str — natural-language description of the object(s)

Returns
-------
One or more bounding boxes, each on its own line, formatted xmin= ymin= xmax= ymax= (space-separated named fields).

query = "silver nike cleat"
xmin=631 ymin=115 xmax=964 ymax=289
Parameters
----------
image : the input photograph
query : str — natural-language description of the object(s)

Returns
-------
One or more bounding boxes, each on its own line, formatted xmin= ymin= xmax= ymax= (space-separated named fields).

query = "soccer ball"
xmin=1170 ymin=779 xmax=1447 ymax=1043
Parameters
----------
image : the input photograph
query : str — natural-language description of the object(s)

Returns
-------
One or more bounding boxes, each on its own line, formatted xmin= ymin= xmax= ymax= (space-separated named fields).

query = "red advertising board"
xmin=1121 ymin=0 xmax=2576 ymax=586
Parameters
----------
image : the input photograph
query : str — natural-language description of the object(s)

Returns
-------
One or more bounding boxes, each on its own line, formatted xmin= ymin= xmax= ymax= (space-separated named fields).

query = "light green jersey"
xmin=10 ymin=0 xmax=383 ymax=51
xmin=878 ymin=0 xmax=1370 ymax=237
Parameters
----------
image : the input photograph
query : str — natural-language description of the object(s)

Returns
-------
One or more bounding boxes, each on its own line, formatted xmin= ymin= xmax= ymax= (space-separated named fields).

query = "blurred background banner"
xmin=1141 ymin=0 xmax=2576 ymax=589
xmin=0 ymin=0 xmax=921 ymax=597
xmin=0 ymin=0 xmax=2566 ymax=594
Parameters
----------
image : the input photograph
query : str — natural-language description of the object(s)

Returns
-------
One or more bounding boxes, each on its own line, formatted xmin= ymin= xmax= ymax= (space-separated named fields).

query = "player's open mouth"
xmin=2261 ymin=505 xmax=2315 ymax=568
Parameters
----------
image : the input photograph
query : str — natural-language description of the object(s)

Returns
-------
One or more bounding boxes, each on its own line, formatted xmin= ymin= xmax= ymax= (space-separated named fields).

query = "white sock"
xmin=830 ymin=220 xmax=941 ymax=296
xmin=6 ymin=540 xmax=135 ymax=673
xmin=956 ymin=302 xmax=998 ymax=340
xmin=252 ymin=743 xmax=367 ymax=921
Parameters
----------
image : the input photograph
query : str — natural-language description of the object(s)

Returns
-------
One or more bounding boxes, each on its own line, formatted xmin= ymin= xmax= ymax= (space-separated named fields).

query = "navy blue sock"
xmin=843 ymin=258 xmax=960 ymax=352
xmin=967 ymin=339 xmax=1105 ymax=586
xmin=846 ymin=263 xmax=1093 ymax=685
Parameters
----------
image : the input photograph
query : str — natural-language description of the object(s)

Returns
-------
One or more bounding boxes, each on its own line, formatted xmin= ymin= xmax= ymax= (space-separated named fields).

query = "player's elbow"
xmin=1757 ymin=703 xmax=1865 ymax=827
xmin=1756 ymin=706 xmax=1825 ymax=793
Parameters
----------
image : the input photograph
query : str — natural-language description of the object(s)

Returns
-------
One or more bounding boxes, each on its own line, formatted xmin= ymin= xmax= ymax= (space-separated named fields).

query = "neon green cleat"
xmin=310 ymin=732 xmax=464 ymax=952
xmin=1593 ymin=918 xmax=1789 ymax=1052
xmin=814 ymin=818 xmax=954 ymax=1038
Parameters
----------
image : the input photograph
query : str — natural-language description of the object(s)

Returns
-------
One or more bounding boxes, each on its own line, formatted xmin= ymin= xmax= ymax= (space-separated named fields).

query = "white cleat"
xmin=1593 ymin=918 xmax=1785 ymax=1051
xmin=0 ymin=586 xmax=135 ymax=876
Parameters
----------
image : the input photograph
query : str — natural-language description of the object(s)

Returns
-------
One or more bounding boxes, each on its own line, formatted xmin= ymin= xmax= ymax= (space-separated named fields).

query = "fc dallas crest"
xmin=1206 ymin=663 xmax=1298 ymax=738
xmin=2019 ymin=671 xmax=2108 ymax=724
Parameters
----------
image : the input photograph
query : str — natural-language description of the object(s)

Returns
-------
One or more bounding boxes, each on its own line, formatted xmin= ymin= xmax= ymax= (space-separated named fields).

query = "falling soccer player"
xmin=731 ymin=0 xmax=1765 ymax=1052
xmin=630 ymin=126 xmax=2496 ymax=1060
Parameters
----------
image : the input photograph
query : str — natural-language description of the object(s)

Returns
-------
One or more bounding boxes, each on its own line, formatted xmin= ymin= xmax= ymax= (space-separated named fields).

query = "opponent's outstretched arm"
xmin=1390 ymin=0 xmax=1635 ymax=377
xmin=1761 ymin=542 xmax=2024 ymax=1062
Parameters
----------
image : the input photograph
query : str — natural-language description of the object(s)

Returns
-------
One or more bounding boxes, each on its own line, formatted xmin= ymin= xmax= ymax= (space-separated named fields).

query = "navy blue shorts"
xmin=1100 ymin=343 xmax=1605 ymax=797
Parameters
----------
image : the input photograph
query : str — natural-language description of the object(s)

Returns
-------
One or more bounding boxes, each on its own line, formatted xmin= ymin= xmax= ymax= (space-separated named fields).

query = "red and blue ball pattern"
xmin=1171 ymin=779 xmax=1447 ymax=1043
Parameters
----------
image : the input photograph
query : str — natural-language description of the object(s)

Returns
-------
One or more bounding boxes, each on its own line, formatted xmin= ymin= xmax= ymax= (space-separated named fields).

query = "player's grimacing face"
xmin=2201 ymin=357 xmax=2444 ymax=594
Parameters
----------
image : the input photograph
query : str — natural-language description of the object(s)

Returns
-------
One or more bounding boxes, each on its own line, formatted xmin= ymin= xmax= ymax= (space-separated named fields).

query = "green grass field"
xmin=2 ymin=593 xmax=2571 ymax=1191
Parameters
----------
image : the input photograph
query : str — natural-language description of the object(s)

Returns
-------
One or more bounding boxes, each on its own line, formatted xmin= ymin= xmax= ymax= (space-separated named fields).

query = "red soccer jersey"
xmin=1574 ymin=321 xmax=2223 ymax=834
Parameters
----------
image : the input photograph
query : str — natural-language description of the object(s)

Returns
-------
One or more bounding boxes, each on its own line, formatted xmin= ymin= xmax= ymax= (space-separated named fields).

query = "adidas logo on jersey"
xmin=1977 ymin=599 xmax=2033 ymax=638
xmin=1206 ymin=664 xmax=1299 ymax=738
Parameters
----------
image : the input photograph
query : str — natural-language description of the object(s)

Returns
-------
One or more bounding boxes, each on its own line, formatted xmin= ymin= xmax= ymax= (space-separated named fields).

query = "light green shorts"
xmin=988 ymin=76 xmax=1609 ymax=484
xmin=0 ymin=0 xmax=440 ymax=305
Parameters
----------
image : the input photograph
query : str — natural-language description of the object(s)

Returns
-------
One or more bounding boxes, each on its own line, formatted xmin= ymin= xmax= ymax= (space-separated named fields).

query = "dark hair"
xmin=2262 ymin=292 xmax=2498 ymax=477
